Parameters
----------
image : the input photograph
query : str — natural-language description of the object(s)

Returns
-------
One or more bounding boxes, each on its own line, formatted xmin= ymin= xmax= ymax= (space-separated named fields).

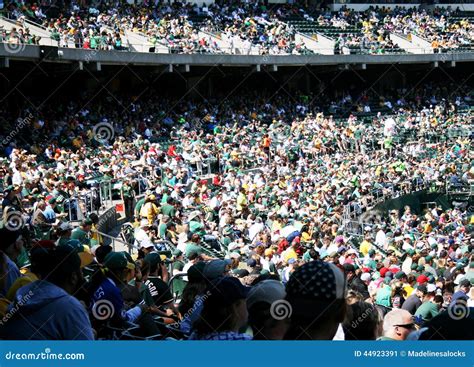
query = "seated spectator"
xmin=189 ymin=276 xmax=251 ymax=340
xmin=284 ymin=260 xmax=347 ymax=340
xmin=246 ymin=279 xmax=289 ymax=340
xmin=0 ymin=245 xmax=94 ymax=340
xmin=0 ymin=228 xmax=23 ymax=298
xmin=343 ymin=301 xmax=383 ymax=340
xmin=379 ymin=309 xmax=415 ymax=341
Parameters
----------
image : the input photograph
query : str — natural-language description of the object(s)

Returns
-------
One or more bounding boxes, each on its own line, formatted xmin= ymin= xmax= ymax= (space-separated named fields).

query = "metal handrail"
xmin=91 ymin=228 xmax=135 ymax=252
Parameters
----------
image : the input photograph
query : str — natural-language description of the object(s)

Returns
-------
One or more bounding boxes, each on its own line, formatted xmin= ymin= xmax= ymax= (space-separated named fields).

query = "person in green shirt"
xmin=161 ymin=197 xmax=176 ymax=218
xmin=134 ymin=196 xmax=146 ymax=221
xmin=56 ymin=222 xmax=74 ymax=246
xmin=70 ymin=219 xmax=93 ymax=246
xmin=375 ymin=278 xmax=392 ymax=308
xmin=185 ymin=242 xmax=203 ymax=259
xmin=414 ymin=295 xmax=442 ymax=322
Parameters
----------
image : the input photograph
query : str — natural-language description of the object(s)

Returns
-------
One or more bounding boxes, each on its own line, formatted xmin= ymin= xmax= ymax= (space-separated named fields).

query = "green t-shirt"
xmin=161 ymin=204 xmax=176 ymax=217
xmin=172 ymin=260 xmax=185 ymax=272
xmin=121 ymin=185 xmax=134 ymax=199
xmin=375 ymin=285 xmax=392 ymax=307
xmin=414 ymin=301 xmax=439 ymax=321
xmin=189 ymin=221 xmax=205 ymax=235
xmin=185 ymin=243 xmax=203 ymax=258
xmin=134 ymin=198 xmax=145 ymax=214
xmin=158 ymin=223 xmax=167 ymax=239
xmin=71 ymin=227 xmax=89 ymax=245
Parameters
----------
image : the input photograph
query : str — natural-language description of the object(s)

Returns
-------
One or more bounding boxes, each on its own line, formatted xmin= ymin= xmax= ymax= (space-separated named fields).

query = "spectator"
xmin=379 ymin=309 xmax=415 ymax=341
xmin=1 ymin=245 xmax=94 ymax=340
xmin=190 ymin=276 xmax=251 ymax=340
xmin=284 ymin=261 xmax=347 ymax=340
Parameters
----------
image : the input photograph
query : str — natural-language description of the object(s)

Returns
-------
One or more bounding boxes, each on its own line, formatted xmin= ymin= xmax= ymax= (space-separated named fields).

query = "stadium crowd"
xmin=0 ymin=76 xmax=472 ymax=340
xmin=1 ymin=1 xmax=473 ymax=54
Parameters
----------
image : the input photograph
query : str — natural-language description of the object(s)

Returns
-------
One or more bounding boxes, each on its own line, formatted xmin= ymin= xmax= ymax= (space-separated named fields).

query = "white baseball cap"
xmin=427 ymin=283 xmax=437 ymax=293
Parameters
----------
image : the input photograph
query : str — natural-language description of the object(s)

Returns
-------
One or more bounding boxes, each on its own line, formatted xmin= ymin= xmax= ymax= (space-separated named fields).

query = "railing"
xmin=342 ymin=179 xmax=434 ymax=236
xmin=92 ymin=229 xmax=134 ymax=253
xmin=445 ymin=181 xmax=474 ymax=196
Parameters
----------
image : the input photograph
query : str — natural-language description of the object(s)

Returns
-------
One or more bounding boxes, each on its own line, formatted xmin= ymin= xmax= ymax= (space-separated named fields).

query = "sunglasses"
xmin=394 ymin=323 xmax=415 ymax=330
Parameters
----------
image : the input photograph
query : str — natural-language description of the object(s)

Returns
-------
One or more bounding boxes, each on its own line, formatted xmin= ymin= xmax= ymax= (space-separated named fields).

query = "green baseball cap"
xmin=104 ymin=252 xmax=135 ymax=270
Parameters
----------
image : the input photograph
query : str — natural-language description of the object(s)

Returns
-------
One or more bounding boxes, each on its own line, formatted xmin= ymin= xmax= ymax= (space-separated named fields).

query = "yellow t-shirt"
xmin=360 ymin=240 xmax=372 ymax=257
xmin=403 ymin=284 xmax=414 ymax=297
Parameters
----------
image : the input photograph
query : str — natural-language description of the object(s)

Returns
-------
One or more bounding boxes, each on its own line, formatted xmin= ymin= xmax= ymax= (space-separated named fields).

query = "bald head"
xmin=383 ymin=309 xmax=414 ymax=340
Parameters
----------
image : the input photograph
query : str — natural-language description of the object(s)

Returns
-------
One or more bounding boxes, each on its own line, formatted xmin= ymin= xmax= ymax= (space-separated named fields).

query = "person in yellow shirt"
xmin=395 ymin=271 xmax=414 ymax=297
xmin=236 ymin=188 xmax=247 ymax=212
xmin=359 ymin=235 xmax=373 ymax=257
xmin=139 ymin=194 xmax=159 ymax=225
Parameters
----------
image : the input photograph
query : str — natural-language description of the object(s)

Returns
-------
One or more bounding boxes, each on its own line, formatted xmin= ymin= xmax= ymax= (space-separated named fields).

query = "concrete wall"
xmin=390 ymin=33 xmax=424 ymax=54
xmin=296 ymin=32 xmax=335 ymax=55
xmin=0 ymin=17 xmax=59 ymax=47
xmin=331 ymin=3 xmax=420 ymax=11
xmin=410 ymin=33 xmax=433 ymax=54
xmin=331 ymin=3 xmax=474 ymax=11
xmin=2 ymin=44 xmax=473 ymax=66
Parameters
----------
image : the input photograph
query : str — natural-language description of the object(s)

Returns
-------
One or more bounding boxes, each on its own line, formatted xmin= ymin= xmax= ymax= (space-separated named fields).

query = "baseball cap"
xmin=417 ymin=274 xmax=429 ymax=284
xmin=286 ymin=260 xmax=346 ymax=317
xmin=395 ymin=271 xmax=407 ymax=280
xmin=233 ymin=268 xmax=250 ymax=278
xmin=380 ymin=267 xmax=389 ymax=278
xmin=360 ymin=273 xmax=371 ymax=282
xmin=104 ymin=252 xmax=135 ymax=271
xmin=343 ymin=263 xmax=355 ymax=272
xmin=203 ymin=259 xmax=231 ymax=280
xmin=59 ymin=222 xmax=73 ymax=231
xmin=427 ymin=283 xmax=437 ymax=293
xmin=417 ymin=284 xmax=428 ymax=294
xmin=144 ymin=252 xmax=162 ymax=267
xmin=247 ymin=258 xmax=257 ymax=267
xmin=187 ymin=261 xmax=207 ymax=282
xmin=247 ymin=280 xmax=286 ymax=309
xmin=58 ymin=240 xmax=94 ymax=268
xmin=172 ymin=248 xmax=183 ymax=257
xmin=206 ymin=276 xmax=249 ymax=306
